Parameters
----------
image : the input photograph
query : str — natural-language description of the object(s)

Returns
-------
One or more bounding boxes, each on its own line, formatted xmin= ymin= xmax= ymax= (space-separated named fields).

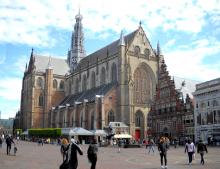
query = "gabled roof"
xmin=174 ymin=76 xmax=200 ymax=99
xmin=76 ymin=29 xmax=138 ymax=70
xmin=59 ymin=82 xmax=117 ymax=106
xmin=34 ymin=55 xmax=69 ymax=75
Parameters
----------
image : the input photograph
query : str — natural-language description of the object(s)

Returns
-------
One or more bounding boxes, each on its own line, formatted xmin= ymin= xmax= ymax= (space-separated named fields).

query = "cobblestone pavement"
xmin=0 ymin=141 xmax=220 ymax=169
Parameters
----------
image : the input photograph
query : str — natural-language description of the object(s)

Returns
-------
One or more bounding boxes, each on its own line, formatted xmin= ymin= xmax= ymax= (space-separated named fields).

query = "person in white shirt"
xmin=185 ymin=139 xmax=195 ymax=165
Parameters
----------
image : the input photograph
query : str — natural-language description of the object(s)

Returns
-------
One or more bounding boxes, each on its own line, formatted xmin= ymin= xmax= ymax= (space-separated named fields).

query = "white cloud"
xmin=0 ymin=78 xmax=22 ymax=100
xmin=164 ymin=38 xmax=220 ymax=81
xmin=1 ymin=0 xmax=220 ymax=46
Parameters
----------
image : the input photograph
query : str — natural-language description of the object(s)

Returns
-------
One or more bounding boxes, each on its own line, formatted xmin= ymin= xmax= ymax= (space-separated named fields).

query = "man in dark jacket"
xmin=68 ymin=137 xmax=83 ymax=169
xmin=87 ymin=138 xmax=98 ymax=169
xmin=158 ymin=137 xmax=169 ymax=169
xmin=5 ymin=135 xmax=14 ymax=155
xmin=197 ymin=140 xmax=208 ymax=165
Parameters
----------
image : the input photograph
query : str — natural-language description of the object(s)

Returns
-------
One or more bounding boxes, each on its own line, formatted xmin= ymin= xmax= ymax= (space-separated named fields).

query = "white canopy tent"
xmin=113 ymin=133 xmax=132 ymax=139
xmin=62 ymin=127 xmax=94 ymax=136
xmin=91 ymin=129 xmax=107 ymax=136
xmin=21 ymin=130 xmax=28 ymax=135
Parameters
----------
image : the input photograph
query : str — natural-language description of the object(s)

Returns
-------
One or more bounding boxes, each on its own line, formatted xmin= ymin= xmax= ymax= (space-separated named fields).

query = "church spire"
xmin=118 ymin=30 xmax=125 ymax=46
xmin=68 ymin=10 xmax=86 ymax=73
xmin=157 ymin=41 xmax=162 ymax=56
xmin=47 ymin=56 xmax=52 ymax=69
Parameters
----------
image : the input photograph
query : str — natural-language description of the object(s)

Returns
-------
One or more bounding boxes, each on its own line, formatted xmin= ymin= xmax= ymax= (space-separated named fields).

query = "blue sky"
xmin=0 ymin=0 xmax=220 ymax=119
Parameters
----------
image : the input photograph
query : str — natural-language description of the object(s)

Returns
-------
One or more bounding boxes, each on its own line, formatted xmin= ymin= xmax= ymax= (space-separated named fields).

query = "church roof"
xmin=58 ymin=82 xmax=117 ymax=106
xmin=174 ymin=76 xmax=200 ymax=99
xmin=76 ymin=29 xmax=138 ymax=70
xmin=34 ymin=55 xmax=69 ymax=75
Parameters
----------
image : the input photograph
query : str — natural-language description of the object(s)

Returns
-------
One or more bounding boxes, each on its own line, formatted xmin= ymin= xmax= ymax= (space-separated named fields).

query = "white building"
xmin=193 ymin=78 xmax=220 ymax=144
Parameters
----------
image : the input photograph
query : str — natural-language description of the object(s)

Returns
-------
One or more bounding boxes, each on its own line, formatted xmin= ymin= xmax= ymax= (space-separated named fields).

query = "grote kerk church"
xmin=19 ymin=12 xmax=172 ymax=140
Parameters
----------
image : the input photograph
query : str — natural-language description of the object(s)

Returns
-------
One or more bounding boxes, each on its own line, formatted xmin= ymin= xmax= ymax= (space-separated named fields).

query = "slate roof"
xmin=34 ymin=55 xmax=69 ymax=75
xmin=76 ymin=29 xmax=138 ymax=70
xmin=59 ymin=82 xmax=117 ymax=106
xmin=174 ymin=76 xmax=200 ymax=99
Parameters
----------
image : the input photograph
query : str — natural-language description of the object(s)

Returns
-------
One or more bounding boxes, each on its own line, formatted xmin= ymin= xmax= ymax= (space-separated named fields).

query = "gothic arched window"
xmin=134 ymin=46 xmax=140 ymax=57
xmin=108 ymin=111 xmax=115 ymax=124
xmin=144 ymin=48 xmax=150 ymax=59
xmin=82 ymin=74 xmax=87 ymax=91
xmin=91 ymin=113 xmax=94 ymax=130
xmin=100 ymin=67 xmax=106 ymax=85
xmin=38 ymin=93 xmax=44 ymax=107
xmin=90 ymin=71 xmax=96 ymax=89
xmin=37 ymin=77 xmax=44 ymax=89
xmin=134 ymin=67 xmax=152 ymax=104
xmin=75 ymin=78 xmax=79 ymax=93
xmin=60 ymin=80 xmax=64 ymax=90
xmin=53 ymin=79 xmax=57 ymax=89
xmin=111 ymin=63 xmax=117 ymax=82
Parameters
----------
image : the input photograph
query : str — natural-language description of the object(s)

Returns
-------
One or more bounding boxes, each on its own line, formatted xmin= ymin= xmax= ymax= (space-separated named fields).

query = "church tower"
xmin=68 ymin=10 xmax=86 ymax=72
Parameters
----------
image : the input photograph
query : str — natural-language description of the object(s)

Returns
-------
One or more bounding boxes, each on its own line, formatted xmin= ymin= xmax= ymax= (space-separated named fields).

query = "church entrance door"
xmin=135 ymin=129 xmax=140 ymax=141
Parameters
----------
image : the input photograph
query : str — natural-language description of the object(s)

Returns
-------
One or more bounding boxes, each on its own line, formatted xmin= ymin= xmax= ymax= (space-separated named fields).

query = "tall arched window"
xmin=134 ymin=46 xmax=140 ymax=57
xmin=108 ymin=111 xmax=115 ymax=124
xmin=90 ymin=71 xmax=96 ymax=88
xmin=134 ymin=67 xmax=152 ymax=104
xmin=100 ymin=67 xmax=106 ymax=85
xmin=60 ymin=80 xmax=64 ymax=90
xmin=37 ymin=77 xmax=43 ymax=89
xmin=135 ymin=111 xmax=143 ymax=127
xmin=82 ymin=74 xmax=87 ymax=91
xmin=53 ymin=79 xmax=57 ymax=89
xmin=91 ymin=113 xmax=94 ymax=130
xmin=75 ymin=78 xmax=79 ymax=93
xmin=111 ymin=63 xmax=117 ymax=82
xmin=38 ymin=93 xmax=44 ymax=107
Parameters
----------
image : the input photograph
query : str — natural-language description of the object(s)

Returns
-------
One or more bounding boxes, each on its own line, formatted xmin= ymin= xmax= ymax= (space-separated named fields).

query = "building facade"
xmin=19 ymin=12 xmax=164 ymax=141
xmin=194 ymin=78 xmax=220 ymax=144
xmin=148 ymin=60 xmax=196 ymax=142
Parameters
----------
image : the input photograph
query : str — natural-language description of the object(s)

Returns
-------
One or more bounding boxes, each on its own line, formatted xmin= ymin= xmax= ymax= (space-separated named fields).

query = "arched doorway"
xmin=135 ymin=110 xmax=144 ymax=141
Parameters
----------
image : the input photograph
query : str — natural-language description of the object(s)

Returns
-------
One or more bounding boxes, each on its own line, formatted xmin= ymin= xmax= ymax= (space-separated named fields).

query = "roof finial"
xmin=118 ymin=30 xmax=125 ymax=46
xmin=139 ymin=20 xmax=142 ymax=27
xmin=47 ymin=56 xmax=53 ymax=69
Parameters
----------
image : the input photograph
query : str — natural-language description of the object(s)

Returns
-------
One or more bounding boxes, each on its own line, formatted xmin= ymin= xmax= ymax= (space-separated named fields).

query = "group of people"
xmin=59 ymin=136 xmax=98 ymax=169
xmin=144 ymin=137 xmax=208 ymax=169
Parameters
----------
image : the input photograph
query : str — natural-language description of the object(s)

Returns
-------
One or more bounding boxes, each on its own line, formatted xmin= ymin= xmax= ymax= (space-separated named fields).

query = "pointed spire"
xmin=47 ymin=56 xmax=52 ymax=69
xmin=157 ymin=41 xmax=162 ymax=56
xmin=25 ymin=63 xmax=28 ymax=72
xmin=118 ymin=30 xmax=125 ymax=46
xmin=139 ymin=20 xmax=142 ymax=27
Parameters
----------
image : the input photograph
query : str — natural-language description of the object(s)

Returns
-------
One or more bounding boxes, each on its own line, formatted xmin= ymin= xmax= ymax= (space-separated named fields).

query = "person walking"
xmin=5 ymin=135 xmax=15 ymax=155
xmin=87 ymin=138 xmax=98 ymax=169
xmin=148 ymin=139 xmax=155 ymax=155
xmin=67 ymin=136 xmax=83 ymax=169
xmin=197 ymin=140 xmax=208 ymax=165
xmin=117 ymin=139 xmax=122 ymax=153
xmin=59 ymin=138 xmax=70 ymax=169
xmin=185 ymin=139 xmax=195 ymax=165
xmin=158 ymin=137 xmax=169 ymax=169
xmin=0 ymin=136 xmax=2 ymax=148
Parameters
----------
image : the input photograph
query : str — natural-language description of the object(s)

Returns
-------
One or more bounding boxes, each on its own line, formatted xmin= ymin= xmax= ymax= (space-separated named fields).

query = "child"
xmin=14 ymin=146 xmax=18 ymax=156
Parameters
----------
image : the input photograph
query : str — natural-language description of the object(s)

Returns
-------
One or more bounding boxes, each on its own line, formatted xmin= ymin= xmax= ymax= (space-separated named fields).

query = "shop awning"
xmin=114 ymin=133 xmax=132 ymax=139
xmin=62 ymin=127 xmax=94 ymax=136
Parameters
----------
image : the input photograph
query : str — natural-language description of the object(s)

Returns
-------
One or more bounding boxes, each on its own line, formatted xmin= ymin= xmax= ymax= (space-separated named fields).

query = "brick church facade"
xmin=18 ymin=12 xmax=163 ymax=141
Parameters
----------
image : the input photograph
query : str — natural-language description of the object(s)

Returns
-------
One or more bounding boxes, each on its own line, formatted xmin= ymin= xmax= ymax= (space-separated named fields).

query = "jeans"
xmin=160 ymin=153 xmax=167 ymax=166
xmin=188 ymin=152 xmax=194 ymax=164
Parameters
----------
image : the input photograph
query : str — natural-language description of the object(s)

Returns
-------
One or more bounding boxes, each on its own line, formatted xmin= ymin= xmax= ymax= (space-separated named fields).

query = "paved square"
xmin=0 ymin=141 xmax=220 ymax=169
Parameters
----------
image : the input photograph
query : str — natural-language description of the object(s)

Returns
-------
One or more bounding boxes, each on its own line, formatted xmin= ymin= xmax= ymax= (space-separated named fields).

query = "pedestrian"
xmin=148 ymin=139 xmax=155 ymax=155
xmin=59 ymin=138 xmax=70 ymax=169
xmin=87 ymin=138 xmax=98 ymax=169
xmin=197 ymin=140 xmax=208 ymax=165
xmin=117 ymin=139 xmax=122 ymax=153
xmin=5 ymin=135 xmax=15 ymax=155
xmin=158 ymin=137 xmax=169 ymax=169
xmin=0 ymin=136 xmax=2 ymax=148
xmin=185 ymin=139 xmax=195 ymax=165
xmin=60 ymin=138 xmax=69 ymax=162
xmin=67 ymin=136 xmax=83 ymax=169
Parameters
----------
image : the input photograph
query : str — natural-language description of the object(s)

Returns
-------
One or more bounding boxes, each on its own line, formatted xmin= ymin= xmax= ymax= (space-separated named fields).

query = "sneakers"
xmin=165 ymin=166 xmax=168 ymax=169
xmin=161 ymin=166 xmax=164 ymax=169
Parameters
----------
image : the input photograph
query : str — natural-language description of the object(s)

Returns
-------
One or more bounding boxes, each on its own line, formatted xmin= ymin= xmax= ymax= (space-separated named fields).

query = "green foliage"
xmin=29 ymin=128 xmax=61 ymax=137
